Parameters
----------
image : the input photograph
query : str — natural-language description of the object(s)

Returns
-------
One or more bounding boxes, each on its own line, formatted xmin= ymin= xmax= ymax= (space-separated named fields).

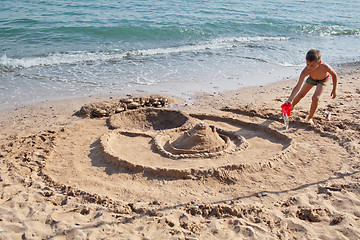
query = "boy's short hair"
xmin=306 ymin=49 xmax=321 ymax=62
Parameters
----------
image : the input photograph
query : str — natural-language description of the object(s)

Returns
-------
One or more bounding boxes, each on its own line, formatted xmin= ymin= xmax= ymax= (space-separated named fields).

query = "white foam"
xmin=0 ymin=52 xmax=127 ymax=69
xmin=0 ymin=36 xmax=290 ymax=69
xmin=136 ymin=36 xmax=290 ymax=56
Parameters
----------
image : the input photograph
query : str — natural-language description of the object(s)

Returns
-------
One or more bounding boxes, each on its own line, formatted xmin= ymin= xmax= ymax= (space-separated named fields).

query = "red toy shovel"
xmin=281 ymin=103 xmax=293 ymax=130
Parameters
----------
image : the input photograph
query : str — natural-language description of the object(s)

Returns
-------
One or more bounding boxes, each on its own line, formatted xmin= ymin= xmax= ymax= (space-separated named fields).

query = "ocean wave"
xmin=289 ymin=24 xmax=360 ymax=36
xmin=0 ymin=52 xmax=113 ymax=71
xmin=0 ymin=36 xmax=289 ymax=70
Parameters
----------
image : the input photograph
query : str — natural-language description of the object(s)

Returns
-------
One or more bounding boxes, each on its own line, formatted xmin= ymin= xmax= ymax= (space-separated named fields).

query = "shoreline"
xmin=1 ymin=60 xmax=358 ymax=113
xmin=0 ymin=62 xmax=359 ymax=239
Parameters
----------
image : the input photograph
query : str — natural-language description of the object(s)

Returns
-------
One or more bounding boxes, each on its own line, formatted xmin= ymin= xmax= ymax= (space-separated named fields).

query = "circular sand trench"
xmin=41 ymin=104 xmax=352 ymax=206
xmin=108 ymin=107 xmax=192 ymax=131
xmin=100 ymin=109 xmax=293 ymax=179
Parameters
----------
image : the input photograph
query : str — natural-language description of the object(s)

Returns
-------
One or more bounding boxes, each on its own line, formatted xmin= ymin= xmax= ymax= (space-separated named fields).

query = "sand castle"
xmin=155 ymin=122 xmax=249 ymax=159
xmin=100 ymin=107 xmax=292 ymax=179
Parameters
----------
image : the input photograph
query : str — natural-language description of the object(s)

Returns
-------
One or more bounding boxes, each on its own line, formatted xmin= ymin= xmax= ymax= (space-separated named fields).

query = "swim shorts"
xmin=306 ymin=75 xmax=330 ymax=86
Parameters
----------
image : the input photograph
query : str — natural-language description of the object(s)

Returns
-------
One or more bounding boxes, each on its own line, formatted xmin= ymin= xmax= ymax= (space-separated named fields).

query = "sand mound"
xmin=155 ymin=122 xmax=249 ymax=158
xmin=76 ymin=95 xmax=171 ymax=118
xmin=170 ymin=122 xmax=227 ymax=152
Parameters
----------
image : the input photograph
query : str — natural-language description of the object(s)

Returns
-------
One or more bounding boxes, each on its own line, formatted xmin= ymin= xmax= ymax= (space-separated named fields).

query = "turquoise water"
xmin=1 ymin=0 xmax=359 ymax=108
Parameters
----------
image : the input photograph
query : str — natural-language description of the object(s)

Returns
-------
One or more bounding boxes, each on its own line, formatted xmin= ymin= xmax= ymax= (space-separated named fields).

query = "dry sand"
xmin=1 ymin=62 xmax=360 ymax=240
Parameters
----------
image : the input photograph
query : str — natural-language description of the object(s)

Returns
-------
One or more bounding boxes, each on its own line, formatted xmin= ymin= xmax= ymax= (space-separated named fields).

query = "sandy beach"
xmin=1 ymin=62 xmax=359 ymax=240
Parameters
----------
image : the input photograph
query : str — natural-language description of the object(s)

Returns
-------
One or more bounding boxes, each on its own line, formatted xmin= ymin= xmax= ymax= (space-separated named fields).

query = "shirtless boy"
xmin=285 ymin=49 xmax=338 ymax=124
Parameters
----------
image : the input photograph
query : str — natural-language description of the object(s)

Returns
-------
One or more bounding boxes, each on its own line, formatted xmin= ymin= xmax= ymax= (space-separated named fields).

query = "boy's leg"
xmin=292 ymin=82 xmax=313 ymax=107
xmin=308 ymin=84 xmax=326 ymax=120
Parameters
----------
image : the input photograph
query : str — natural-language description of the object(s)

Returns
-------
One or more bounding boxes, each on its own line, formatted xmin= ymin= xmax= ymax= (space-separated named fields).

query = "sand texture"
xmin=1 ymin=63 xmax=360 ymax=239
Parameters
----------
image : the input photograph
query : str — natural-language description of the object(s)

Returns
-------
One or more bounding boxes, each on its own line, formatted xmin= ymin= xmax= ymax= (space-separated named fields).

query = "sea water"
xmin=1 ymin=0 xmax=359 ymax=109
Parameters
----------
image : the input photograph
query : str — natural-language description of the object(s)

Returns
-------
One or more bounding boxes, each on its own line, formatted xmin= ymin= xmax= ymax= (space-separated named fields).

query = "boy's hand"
xmin=331 ymin=89 xmax=337 ymax=99
xmin=285 ymin=99 xmax=292 ymax=104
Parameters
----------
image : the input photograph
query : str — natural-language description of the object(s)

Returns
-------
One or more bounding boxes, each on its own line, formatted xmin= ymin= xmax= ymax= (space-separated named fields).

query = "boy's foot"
xmin=307 ymin=118 xmax=314 ymax=125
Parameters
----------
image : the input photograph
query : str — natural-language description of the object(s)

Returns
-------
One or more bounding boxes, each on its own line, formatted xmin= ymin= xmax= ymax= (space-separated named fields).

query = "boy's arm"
xmin=327 ymin=66 xmax=338 ymax=99
xmin=286 ymin=68 xmax=307 ymax=103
